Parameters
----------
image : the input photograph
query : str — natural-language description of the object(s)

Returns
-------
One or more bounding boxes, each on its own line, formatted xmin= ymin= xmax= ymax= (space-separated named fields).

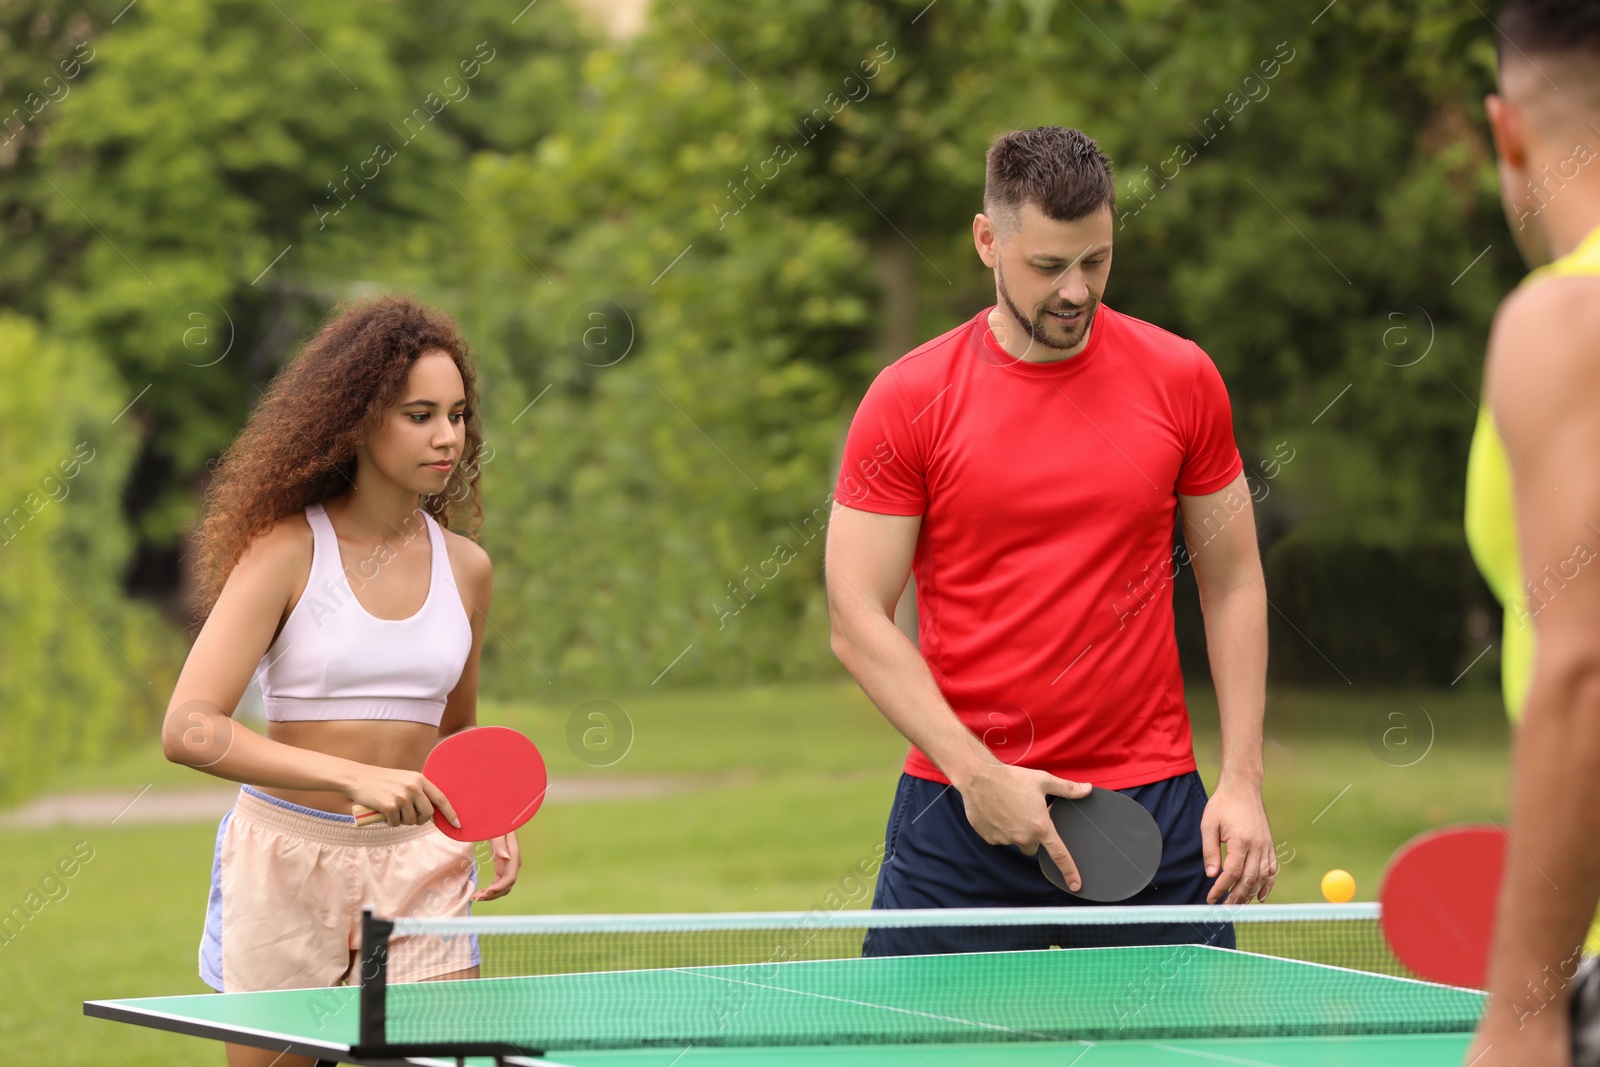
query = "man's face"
xmin=974 ymin=201 xmax=1114 ymax=357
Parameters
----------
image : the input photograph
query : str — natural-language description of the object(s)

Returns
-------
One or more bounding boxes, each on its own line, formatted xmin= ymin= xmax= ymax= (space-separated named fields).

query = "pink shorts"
xmin=200 ymin=785 xmax=478 ymax=993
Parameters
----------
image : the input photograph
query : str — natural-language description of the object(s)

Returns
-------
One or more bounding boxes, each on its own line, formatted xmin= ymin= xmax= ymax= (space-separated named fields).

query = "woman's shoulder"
xmin=214 ymin=510 xmax=315 ymax=616
xmin=235 ymin=509 xmax=314 ymax=574
xmin=440 ymin=526 xmax=490 ymax=577
xmin=439 ymin=526 xmax=491 ymax=621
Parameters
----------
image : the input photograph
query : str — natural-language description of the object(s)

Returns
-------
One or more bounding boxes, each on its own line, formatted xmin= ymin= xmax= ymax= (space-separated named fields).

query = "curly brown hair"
xmin=192 ymin=295 xmax=484 ymax=621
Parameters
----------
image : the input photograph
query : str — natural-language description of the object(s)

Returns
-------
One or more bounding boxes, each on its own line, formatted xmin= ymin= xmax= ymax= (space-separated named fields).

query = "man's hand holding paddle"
xmin=954 ymin=760 xmax=1091 ymax=892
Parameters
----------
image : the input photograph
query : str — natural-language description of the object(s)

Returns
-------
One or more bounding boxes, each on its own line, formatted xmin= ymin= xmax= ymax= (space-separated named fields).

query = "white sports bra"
xmin=255 ymin=502 xmax=473 ymax=726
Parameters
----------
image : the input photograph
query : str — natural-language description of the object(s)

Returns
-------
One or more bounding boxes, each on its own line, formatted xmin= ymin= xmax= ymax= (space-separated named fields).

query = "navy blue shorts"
xmin=862 ymin=770 xmax=1235 ymax=956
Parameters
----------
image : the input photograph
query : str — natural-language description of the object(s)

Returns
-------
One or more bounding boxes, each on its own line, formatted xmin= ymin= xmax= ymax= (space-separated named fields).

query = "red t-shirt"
xmin=835 ymin=305 xmax=1242 ymax=790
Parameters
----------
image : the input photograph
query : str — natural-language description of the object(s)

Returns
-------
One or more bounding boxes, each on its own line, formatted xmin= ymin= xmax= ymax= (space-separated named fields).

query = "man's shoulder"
xmin=854 ymin=312 xmax=985 ymax=418
xmin=1100 ymin=304 xmax=1202 ymax=361
xmin=1497 ymin=271 xmax=1600 ymax=344
xmin=885 ymin=311 xmax=985 ymax=376
xmin=1487 ymin=274 xmax=1600 ymax=427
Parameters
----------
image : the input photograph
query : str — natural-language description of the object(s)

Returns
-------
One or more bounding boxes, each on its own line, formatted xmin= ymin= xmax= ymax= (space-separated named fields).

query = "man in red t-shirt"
xmin=827 ymin=126 xmax=1275 ymax=954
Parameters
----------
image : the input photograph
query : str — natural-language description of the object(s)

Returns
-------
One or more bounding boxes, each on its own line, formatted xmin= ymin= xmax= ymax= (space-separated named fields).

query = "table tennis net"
xmin=363 ymin=905 xmax=1484 ymax=1054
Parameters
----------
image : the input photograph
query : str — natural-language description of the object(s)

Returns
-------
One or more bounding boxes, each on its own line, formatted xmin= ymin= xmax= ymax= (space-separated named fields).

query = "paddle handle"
xmin=351 ymin=804 xmax=388 ymax=827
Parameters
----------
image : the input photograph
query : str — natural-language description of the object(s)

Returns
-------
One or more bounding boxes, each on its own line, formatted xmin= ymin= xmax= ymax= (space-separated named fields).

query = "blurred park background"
xmin=0 ymin=0 xmax=1527 ymax=1062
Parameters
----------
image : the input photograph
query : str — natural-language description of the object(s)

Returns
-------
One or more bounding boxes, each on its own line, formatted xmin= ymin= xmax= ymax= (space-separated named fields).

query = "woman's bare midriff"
xmin=261 ymin=719 xmax=441 ymax=814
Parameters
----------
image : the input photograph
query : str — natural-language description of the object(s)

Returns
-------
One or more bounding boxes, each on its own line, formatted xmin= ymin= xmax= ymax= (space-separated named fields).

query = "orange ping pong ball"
xmin=1321 ymin=868 xmax=1356 ymax=903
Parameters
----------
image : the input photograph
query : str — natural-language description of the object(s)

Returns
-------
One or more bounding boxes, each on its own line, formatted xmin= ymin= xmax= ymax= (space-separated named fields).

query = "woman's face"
xmin=359 ymin=349 xmax=468 ymax=496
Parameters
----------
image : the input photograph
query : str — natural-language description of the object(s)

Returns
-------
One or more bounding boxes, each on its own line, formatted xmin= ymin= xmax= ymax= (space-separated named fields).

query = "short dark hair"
xmin=1497 ymin=0 xmax=1600 ymax=64
xmin=983 ymin=126 xmax=1116 ymax=233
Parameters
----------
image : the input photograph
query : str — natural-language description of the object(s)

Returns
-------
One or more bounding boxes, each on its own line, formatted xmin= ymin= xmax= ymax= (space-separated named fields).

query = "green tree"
xmin=8 ymin=0 xmax=1525 ymax=708
xmin=38 ymin=0 xmax=589 ymax=552
xmin=0 ymin=313 xmax=180 ymax=802
xmin=0 ymin=1 xmax=100 ymax=324
xmin=442 ymin=0 xmax=1515 ymax=692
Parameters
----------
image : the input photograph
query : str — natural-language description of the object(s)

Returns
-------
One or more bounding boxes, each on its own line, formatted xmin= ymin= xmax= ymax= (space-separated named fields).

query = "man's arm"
xmin=825 ymin=502 xmax=1090 ymax=888
xmin=1179 ymin=472 xmax=1274 ymax=904
xmin=1471 ymin=277 xmax=1600 ymax=1064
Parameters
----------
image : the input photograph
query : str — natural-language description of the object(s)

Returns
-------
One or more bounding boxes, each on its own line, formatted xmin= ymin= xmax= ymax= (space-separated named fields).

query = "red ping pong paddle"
xmin=353 ymin=726 xmax=548 ymax=842
xmin=1377 ymin=824 xmax=1506 ymax=988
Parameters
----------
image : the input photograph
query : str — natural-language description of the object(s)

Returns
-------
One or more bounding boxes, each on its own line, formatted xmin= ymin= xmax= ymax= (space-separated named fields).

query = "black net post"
xmin=359 ymin=910 xmax=395 ymax=1051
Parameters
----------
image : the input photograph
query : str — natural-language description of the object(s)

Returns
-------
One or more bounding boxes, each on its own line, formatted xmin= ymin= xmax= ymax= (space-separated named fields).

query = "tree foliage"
xmin=0 ymin=0 xmax=1524 ymax=783
xmin=0 ymin=313 xmax=180 ymax=802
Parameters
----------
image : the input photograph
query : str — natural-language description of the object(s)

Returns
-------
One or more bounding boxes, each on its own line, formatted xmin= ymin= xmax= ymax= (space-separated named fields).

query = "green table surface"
xmin=85 ymin=945 xmax=1484 ymax=1066
xmin=549 ymin=1034 xmax=1473 ymax=1066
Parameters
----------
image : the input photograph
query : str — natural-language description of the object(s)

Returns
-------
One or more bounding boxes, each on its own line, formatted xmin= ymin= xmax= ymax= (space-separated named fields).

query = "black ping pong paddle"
xmin=1038 ymin=787 xmax=1164 ymax=902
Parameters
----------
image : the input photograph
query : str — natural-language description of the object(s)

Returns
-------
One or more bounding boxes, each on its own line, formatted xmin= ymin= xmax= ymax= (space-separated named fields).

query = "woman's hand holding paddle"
xmin=353 ymin=726 xmax=546 ymax=841
xmin=347 ymin=765 xmax=460 ymax=829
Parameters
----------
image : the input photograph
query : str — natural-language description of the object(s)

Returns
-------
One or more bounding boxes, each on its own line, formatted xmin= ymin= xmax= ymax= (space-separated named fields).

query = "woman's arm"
xmin=436 ymin=537 xmax=517 ymax=900
xmin=437 ymin=533 xmax=493 ymax=739
xmin=435 ymin=543 xmax=515 ymax=902
xmin=160 ymin=519 xmax=453 ymax=825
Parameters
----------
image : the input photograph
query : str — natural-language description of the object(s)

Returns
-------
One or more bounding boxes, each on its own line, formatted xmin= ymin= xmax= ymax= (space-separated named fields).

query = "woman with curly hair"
xmin=161 ymin=296 xmax=516 ymax=1067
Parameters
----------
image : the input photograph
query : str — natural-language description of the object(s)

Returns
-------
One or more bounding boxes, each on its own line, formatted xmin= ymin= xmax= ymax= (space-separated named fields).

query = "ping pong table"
xmin=85 ymin=907 xmax=1484 ymax=1067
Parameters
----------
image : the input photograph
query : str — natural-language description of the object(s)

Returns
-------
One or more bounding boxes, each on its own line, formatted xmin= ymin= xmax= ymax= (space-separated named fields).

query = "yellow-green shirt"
xmin=1464 ymin=223 xmax=1600 ymax=721
xmin=1463 ymin=223 xmax=1600 ymax=953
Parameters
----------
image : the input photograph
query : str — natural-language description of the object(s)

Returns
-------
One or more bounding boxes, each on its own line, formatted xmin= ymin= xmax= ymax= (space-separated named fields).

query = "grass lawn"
xmin=2 ymin=680 xmax=1511 ymax=1066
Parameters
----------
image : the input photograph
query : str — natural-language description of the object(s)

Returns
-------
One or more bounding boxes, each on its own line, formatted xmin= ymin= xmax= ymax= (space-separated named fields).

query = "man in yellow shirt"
xmin=1465 ymin=1 xmax=1600 ymax=1063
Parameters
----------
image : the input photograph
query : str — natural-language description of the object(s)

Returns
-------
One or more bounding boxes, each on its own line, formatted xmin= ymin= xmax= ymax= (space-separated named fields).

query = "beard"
xmin=996 ymin=259 xmax=1097 ymax=352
